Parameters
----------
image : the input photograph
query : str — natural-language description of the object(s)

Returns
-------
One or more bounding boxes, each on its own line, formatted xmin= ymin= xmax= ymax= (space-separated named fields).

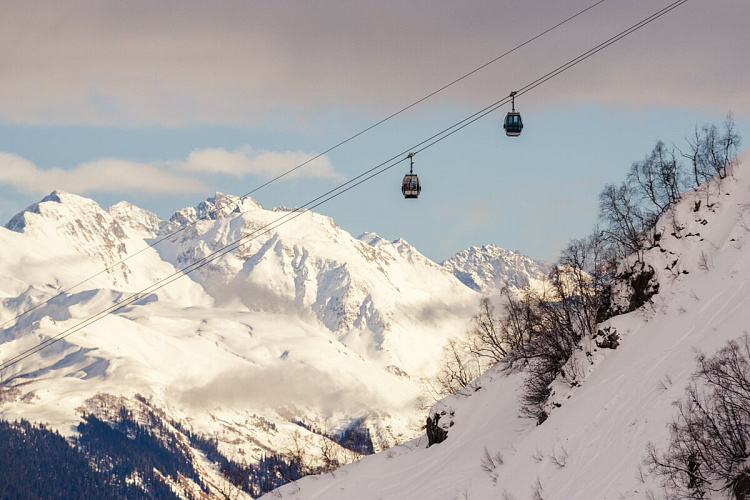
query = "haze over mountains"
xmin=0 ymin=189 xmax=549 ymax=496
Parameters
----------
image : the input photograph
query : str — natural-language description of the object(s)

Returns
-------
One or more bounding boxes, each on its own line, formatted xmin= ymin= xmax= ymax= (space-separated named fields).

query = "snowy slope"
xmin=442 ymin=244 xmax=550 ymax=295
xmin=265 ymin=152 xmax=750 ymax=500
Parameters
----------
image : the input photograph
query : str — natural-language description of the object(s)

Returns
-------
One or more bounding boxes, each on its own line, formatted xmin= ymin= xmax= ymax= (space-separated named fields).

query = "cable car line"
xmin=1 ymin=92 xmax=519 ymax=369
xmin=0 ymin=0 xmax=688 ymax=374
xmin=0 ymin=0 xmax=688 ymax=372
xmin=0 ymin=0 xmax=610 ymax=334
xmin=414 ymin=0 xmax=689 ymax=152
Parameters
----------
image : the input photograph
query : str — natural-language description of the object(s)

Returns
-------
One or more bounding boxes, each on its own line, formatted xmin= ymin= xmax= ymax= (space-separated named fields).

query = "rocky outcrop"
xmin=425 ymin=407 xmax=454 ymax=447
xmin=425 ymin=414 xmax=448 ymax=447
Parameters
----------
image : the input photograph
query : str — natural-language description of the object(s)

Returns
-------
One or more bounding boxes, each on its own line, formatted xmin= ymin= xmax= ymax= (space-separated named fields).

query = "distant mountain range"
xmin=0 ymin=190 xmax=550 ymax=498
xmin=442 ymin=243 xmax=550 ymax=294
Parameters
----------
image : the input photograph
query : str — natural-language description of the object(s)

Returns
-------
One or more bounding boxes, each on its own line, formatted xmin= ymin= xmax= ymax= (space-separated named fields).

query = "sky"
xmin=0 ymin=0 xmax=748 ymax=263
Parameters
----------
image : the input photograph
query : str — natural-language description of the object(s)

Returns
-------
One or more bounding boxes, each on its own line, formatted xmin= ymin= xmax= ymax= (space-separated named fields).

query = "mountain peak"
xmin=169 ymin=192 xmax=262 ymax=225
xmin=107 ymin=201 xmax=163 ymax=239
xmin=41 ymin=190 xmax=64 ymax=203
xmin=443 ymin=244 xmax=550 ymax=294
xmin=5 ymin=190 xmax=104 ymax=233
xmin=358 ymin=232 xmax=386 ymax=247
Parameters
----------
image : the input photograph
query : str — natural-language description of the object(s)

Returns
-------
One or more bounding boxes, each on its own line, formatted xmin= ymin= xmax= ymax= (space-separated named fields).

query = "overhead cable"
xmin=0 ymin=0 xmax=609 ymax=332
xmin=0 ymin=0 xmax=688 ymax=373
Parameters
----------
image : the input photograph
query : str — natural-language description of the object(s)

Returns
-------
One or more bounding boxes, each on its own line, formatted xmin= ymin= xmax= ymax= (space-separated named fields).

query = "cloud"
xmin=0 ymin=152 xmax=207 ymax=195
xmin=178 ymin=362 xmax=389 ymax=415
xmin=0 ymin=147 xmax=340 ymax=196
xmin=182 ymin=146 xmax=343 ymax=180
xmin=0 ymin=1 xmax=747 ymax=126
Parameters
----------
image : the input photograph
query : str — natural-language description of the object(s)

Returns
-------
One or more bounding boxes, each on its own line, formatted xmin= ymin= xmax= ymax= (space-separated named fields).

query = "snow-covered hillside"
xmin=0 ymin=188 xmax=545 ymax=496
xmin=264 ymin=153 xmax=750 ymax=499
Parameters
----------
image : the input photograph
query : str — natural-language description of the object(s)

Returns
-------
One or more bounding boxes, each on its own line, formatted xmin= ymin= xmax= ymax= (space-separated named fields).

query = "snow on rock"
xmin=357 ymin=231 xmax=387 ymax=247
xmin=266 ymin=159 xmax=750 ymax=499
xmin=107 ymin=201 xmax=163 ymax=239
xmin=442 ymin=244 xmax=551 ymax=295
xmin=168 ymin=192 xmax=262 ymax=226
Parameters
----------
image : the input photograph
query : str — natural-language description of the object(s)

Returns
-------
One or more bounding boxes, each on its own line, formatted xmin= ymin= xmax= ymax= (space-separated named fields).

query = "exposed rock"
xmin=610 ymin=261 xmax=660 ymax=316
xmin=734 ymin=470 xmax=750 ymax=500
xmin=425 ymin=413 xmax=448 ymax=447
xmin=595 ymin=327 xmax=620 ymax=349
xmin=426 ymin=407 xmax=455 ymax=447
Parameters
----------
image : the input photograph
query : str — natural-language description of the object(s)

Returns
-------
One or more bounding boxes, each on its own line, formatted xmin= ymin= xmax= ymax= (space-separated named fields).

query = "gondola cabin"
xmin=504 ymin=111 xmax=523 ymax=137
xmin=503 ymin=91 xmax=523 ymax=137
xmin=402 ymin=152 xmax=421 ymax=199
xmin=402 ymin=174 xmax=421 ymax=199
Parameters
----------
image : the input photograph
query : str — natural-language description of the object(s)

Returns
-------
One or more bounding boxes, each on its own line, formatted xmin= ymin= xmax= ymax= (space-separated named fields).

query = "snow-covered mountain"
xmin=0 ymin=189 xmax=547 ymax=497
xmin=442 ymin=244 xmax=550 ymax=295
xmin=264 ymin=154 xmax=750 ymax=499
xmin=153 ymin=194 xmax=482 ymax=376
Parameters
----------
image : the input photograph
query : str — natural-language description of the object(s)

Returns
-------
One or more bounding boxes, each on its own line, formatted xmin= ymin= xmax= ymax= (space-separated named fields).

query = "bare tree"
xmin=720 ymin=114 xmax=742 ymax=177
xmin=216 ymin=473 xmax=244 ymax=500
xmin=646 ymin=334 xmax=750 ymax=499
xmin=216 ymin=458 xmax=250 ymax=500
xmin=467 ymin=289 xmax=543 ymax=371
xmin=599 ymin=182 xmax=648 ymax=260
xmin=703 ymin=114 xmax=741 ymax=180
xmin=284 ymin=430 xmax=313 ymax=480
xmin=605 ymin=115 xmax=742 ymax=258
xmin=319 ymin=435 xmax=342 ymax=473
xmin=628 ymin=140 xmax=685 ymax=223
xmin=499 ymin=287 xmax=540 ymax=360
xmin=558 ymin=232 xmax=614 ymax=331
xmin=678 ymin=114 xmax=742 ymax=209
xmin=680 ymin=125 xmax=713 ymax=189
xmin=433 ymin=339 xmax=481 ymax=397
xmin=466 ymin=297 xmax=507 ymax=366
xmin=501 ymin=273 xmax=588 ymax=422
xmin=501 ymin=232 xmax=616 ymax=424
xmin=431 ymin=290 xmax=543 ymax=401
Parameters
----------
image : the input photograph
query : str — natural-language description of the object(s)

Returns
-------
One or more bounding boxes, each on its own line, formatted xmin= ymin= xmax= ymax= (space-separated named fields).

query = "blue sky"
xmin=1 ymin=0 xmax=748 ymax=263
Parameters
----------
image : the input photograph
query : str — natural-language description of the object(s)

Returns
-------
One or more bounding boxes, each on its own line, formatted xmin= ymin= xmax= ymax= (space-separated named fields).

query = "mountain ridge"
xmin=0 ymin=188 xmax=551 ymax=498
xmin=442 ymin=243 xmax=551 ymax=295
